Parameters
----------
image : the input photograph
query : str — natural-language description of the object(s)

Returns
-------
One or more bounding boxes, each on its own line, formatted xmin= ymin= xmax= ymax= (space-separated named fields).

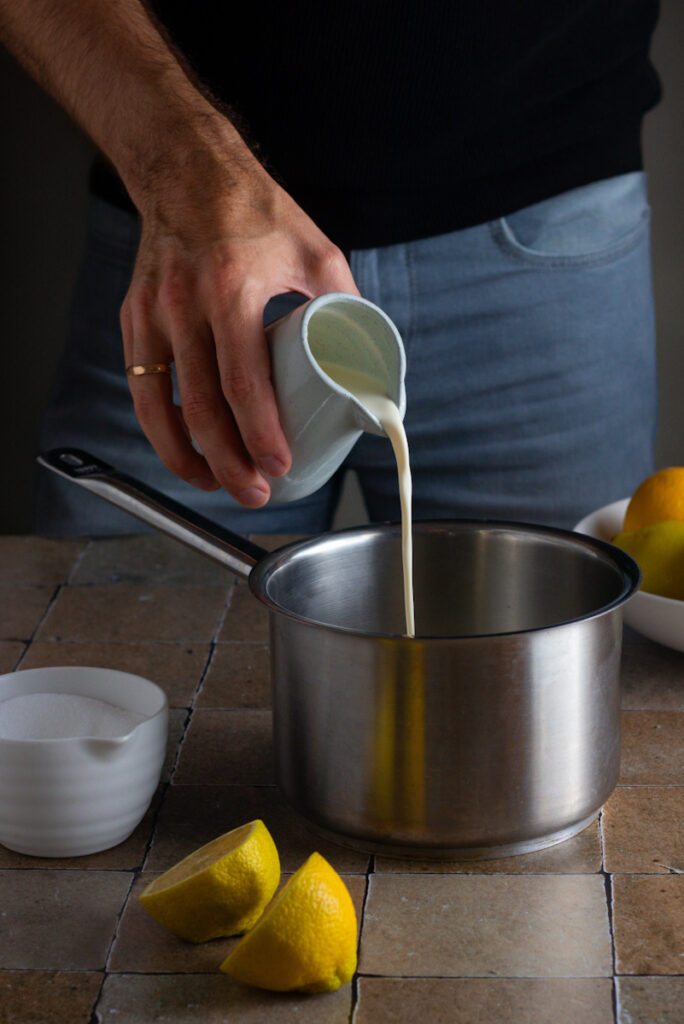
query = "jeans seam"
xmin=488 ymin=209 xmax=650 ymax=269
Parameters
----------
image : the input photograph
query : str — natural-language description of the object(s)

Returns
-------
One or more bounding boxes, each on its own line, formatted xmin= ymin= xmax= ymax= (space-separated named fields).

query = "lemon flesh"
xmin=220 ymin=851 xmax=357 ymax=993
xmin=613 ymin=521 xmax=684 ymax=600
xmin=623 ymin=467 xmax=684 ymax=532
xmin=139 ymin=819 xmax=280 ymax=943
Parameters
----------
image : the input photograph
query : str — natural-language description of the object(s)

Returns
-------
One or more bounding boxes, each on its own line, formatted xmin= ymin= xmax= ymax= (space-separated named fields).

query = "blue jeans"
xmin=37 ymin=172 xmax=657 ymax=535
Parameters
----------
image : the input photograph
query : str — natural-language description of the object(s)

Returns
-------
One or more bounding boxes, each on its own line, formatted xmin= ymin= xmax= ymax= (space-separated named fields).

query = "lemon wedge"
xmin=220 ymin=851 xmax=357 ymax=992
xmin=139 ymin=819 xmax=280 ymax=942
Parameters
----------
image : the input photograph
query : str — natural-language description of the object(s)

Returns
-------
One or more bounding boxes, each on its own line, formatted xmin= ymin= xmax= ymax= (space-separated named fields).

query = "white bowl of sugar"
xmin=0 ymin=666 xmax=168 ymax=857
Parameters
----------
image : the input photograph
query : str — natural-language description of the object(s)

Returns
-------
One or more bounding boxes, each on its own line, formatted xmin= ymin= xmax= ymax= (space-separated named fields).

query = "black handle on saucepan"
xmin=37 ymin=448 xmax=268 ymax=580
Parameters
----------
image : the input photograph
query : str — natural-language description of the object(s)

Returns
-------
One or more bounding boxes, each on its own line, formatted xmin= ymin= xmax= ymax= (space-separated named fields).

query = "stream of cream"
xmin=317 ymin=362 xmax=415 ymax=637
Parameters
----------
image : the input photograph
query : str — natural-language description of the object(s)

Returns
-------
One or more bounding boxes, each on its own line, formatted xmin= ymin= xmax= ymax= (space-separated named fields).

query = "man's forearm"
xmin=1 ymin=0 xmax=358 ymax=508
xmin=0 ymin=0 xmax=252 ymax=210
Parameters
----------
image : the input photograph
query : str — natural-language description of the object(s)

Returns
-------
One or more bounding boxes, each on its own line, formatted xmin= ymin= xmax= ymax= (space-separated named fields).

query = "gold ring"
xmin=126 ymin=362 xmax=173 ymax=377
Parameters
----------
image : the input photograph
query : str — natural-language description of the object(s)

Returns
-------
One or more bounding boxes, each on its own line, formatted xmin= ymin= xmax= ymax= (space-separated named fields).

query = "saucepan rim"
xmin=248 ymin=517 xmax=642 ymax=640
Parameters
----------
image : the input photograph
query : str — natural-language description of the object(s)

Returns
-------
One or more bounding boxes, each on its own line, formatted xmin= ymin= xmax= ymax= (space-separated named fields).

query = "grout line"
xmin=103 ymin=871 xmax=137 ymax=971
xmin=614 ymin=976 xmax=623 ymax=1024
xmin=211 ymin=580 xmax=237 ymax=644
xmin=66 ymin=538 xmax=94 ymax=585
xmin=13 ymin=582 xmax=65 ymax=668
xmin=599 ymin=809 xmax=619 ymax=1024
xmin=139 ymin=641 xmax=218 ymax=872
xmin=349 ymin=855 xmax=375 ymax=1023
xmin=88 ymin=976 xmax=106 ymax=1024
xmin=353 ymin=971 xmax=619 ymax=980
xmin=191 ymin=646 xmax=219 ymax=708
xmin=88 ymin=869 xmax=138 ymax=1024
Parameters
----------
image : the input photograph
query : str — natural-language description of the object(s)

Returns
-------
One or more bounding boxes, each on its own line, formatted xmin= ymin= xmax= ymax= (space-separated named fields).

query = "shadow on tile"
xmin=144 ymin=785 xmax=369 ymax=875
xmin=375 ymin=818 xmax=601 ymax=874
xmin=172 ymin=710 xmax=274 ymax=786
xmin=197 ymin=644 xmax=271 ymax=709
xmin=110 ymin=872 xmax=365 ymax=975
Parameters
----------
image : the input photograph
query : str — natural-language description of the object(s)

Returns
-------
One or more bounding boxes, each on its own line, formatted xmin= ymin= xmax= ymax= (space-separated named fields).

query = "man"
xmin=0 ymin=1 xmax=661 ymax=534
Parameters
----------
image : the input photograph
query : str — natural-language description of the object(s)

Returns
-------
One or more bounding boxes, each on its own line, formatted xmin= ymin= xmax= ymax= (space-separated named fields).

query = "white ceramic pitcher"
xmin=265 ymin=292 xmax=406 ymax=502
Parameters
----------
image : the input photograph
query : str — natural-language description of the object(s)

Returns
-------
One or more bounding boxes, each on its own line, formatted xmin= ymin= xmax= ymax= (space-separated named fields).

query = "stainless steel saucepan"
xmin=39 ymin=448 xmax=640 ymax=859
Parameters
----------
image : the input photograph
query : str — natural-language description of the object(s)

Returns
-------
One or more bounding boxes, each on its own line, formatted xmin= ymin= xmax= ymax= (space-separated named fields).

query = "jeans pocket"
xmin=490 ymin=172 xmax=651 ymax=268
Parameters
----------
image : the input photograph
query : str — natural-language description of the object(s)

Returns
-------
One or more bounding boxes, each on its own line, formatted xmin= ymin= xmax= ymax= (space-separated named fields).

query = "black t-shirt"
xmin=93 ymin=1 xmax=661 ymax=250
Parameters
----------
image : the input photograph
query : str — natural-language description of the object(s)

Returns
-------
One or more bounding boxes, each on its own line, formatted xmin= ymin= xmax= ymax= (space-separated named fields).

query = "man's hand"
xmin=0 ymin=0 xmax=358 ymax=505
xmin=122 ymin=138 xmax=358 ymax=506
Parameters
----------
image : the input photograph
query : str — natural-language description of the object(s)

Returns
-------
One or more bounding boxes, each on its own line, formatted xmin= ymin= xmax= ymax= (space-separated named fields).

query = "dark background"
xmin=1 ymin=1 xmax=682 ymax=534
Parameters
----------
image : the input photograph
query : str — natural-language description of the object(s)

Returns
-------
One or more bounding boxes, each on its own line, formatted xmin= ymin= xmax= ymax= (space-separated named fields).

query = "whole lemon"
xmin=623 ymin=467 xmax=684 ymax=532
xmin=613 ymin=521 xmax=684 ymax=600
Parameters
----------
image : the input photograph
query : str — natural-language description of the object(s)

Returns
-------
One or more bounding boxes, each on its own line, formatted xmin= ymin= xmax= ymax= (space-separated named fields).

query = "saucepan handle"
xmin=37 ymin=448 xmax=267 ymax=580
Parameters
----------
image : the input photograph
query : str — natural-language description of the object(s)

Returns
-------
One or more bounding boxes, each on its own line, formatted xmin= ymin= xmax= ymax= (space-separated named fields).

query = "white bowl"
xmin=574 ymin=498 xmax=684 ymax=653
xmin=0 ymin=666 xmax=168 ymax=857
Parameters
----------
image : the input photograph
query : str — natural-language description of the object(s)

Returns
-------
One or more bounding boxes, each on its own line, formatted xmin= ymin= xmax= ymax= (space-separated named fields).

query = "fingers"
xmin=122 ymin=284 xmax=220 ymax=492
xmin=171 ymin=319 xmax=274 ymax=507
xmin=301 ymin=241 xmax=360 ymax=298
xmin=210 ymin=289 xmax=292 ymax=486
xmin=120 ymin=194 xmax=361 ymax=508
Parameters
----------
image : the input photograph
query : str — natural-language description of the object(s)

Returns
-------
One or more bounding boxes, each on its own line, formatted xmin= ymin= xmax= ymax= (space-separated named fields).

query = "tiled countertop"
xmin=0 ymin=534 xmax=682 ymax=1024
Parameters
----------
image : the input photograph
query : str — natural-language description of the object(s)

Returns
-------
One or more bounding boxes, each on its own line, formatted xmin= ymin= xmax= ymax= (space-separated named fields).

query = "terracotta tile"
xmin=603 ymin=787 xmax=684 ymax=873
xmin=218 ymin=583 xmax=269 ymax=643
xmin=376 ymin=818 xmax=602 ymax=874
xmin=0 ymin=586 xmax=54 ymax=641
xmin=173 ymin=709 xmax=274 ymax=786
xmin=110 ymin=872 xmax=364 ymax=974
xmin=71 ymin=534 xmax=229 ymax=586
xmin=621 ymin=640 xmax=684 ymax=710
xmin=98 ymin=973 xmax=352 ymax=1023
xmin=19 ymin=640 xmax=210 ymax=707
xmin=0 ymin=640 xmax=25 ymax=673
xmin=613 ymin=874 xmax=684 ymax=975
xmin=0 ymin=536 xmax=84 ymax=586
xmin=36 ymin=584 xmax=229 ymax=643
xmin=197 ymin=644 xmax=271 ymax=708
xmin=619 ymin=712 xmax=684 ymax=785
xmin=355 ymin=978 xmax=614 ymax=1024
xmin=0 ymin=790 xmax=161 ymax=870
xmin=0 ymin=869 xmax=132 ymax=969
xmin=110 ymin=872 xmax=236 ymax=974
xmin=0 ymin=971 xmax=101 ymax=1024
xmin=617 ymin=976 xmax=684 ymax=1023
xmin=144 ymin=785 xmax=369 ymax=874
xmin=360 ymin=874 xmax=612 ymax=978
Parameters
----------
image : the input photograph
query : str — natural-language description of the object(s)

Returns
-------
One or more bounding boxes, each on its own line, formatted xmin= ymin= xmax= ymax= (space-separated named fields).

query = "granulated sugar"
xmin=0 ymin=693 xmax=145 ymax=739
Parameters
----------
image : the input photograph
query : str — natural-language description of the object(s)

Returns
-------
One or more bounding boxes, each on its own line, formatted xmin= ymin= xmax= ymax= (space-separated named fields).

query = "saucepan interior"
xmin=250 ymin=519 xmax=640 ymax=638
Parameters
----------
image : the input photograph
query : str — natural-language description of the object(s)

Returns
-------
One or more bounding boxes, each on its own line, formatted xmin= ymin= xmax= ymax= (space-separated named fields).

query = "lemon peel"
xmin=623 ymin=467 xmax=684 ymax=532
xmin=220 ymin=851 xmax=357 ymax=993
xmin=139 ymin=819 xmax=280 ymax=942
xmin=613 ymin=520 xmax=684 ymax=601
